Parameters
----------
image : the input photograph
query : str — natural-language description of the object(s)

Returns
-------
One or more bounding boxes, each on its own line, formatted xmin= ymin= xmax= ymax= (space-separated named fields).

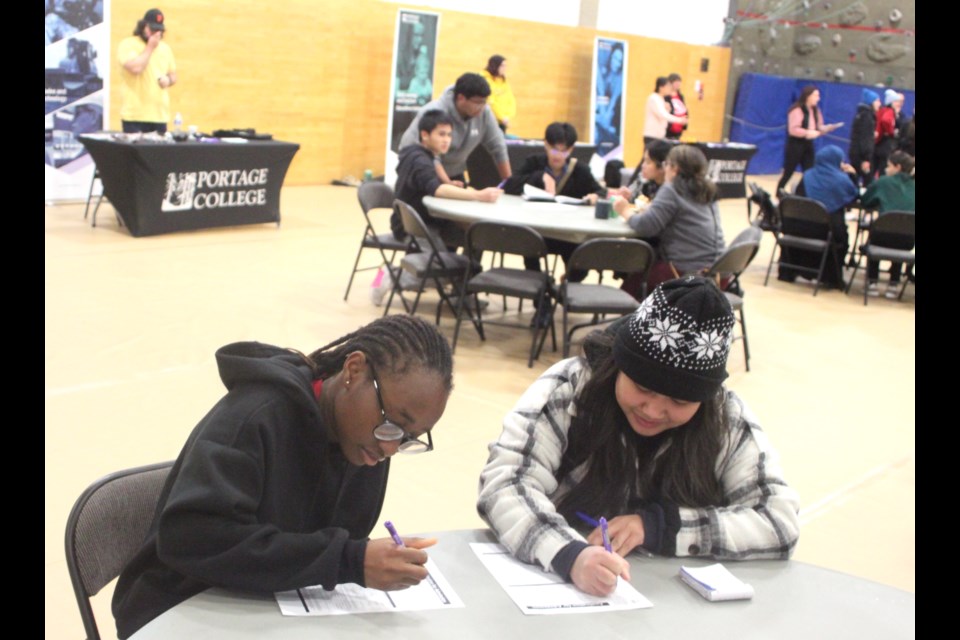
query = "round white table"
xmin=131 ymin=529 xmax=914 ymax=640
xmin=422 ymin=195 xmax=638 ymax=244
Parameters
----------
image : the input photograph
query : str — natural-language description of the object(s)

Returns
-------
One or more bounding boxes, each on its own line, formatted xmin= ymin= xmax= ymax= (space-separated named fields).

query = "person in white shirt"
xmin=644 ymin=77 xmax=687 ymax=141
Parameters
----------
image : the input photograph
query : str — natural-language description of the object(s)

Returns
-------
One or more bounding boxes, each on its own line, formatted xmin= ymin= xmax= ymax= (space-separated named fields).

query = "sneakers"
xmin=370 ymin=267 xmax=393 ymax=306
xmin=370 ymin=266 xmax=420 ymax=306
xmin=884 ymin=283 xmax=900 ymax=300
xmin=866 ymin=282 xmax=880 ymax=297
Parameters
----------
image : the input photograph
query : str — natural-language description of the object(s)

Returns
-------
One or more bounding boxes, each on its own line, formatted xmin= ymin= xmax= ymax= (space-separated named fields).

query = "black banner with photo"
xmin=387 ymin=9 xmax=439 ymax=155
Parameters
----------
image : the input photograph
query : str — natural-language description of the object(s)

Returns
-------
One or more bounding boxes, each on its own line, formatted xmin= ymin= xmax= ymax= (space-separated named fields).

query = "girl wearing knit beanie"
xmin=478 ymin=276 xmax=799 ymax=597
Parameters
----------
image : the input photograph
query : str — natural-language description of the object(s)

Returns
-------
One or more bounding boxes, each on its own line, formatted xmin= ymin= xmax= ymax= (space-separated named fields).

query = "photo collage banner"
xmin=45 ymin=0 xmax=109 ymax=201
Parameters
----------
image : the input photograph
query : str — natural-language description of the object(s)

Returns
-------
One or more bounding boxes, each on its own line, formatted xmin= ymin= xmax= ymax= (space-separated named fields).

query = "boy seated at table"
xmin=859 ymin=150 xmax=915 ymax=298
xmin=503 ymin=122 xmax=605 ymax=290
xmin=391 ymin=109 xmax=503 ymax=248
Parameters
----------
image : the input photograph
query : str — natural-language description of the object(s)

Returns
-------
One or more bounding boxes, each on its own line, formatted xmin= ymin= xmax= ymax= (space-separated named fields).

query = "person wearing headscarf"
xmin=777 ymin=145 xmax=858 ymax=287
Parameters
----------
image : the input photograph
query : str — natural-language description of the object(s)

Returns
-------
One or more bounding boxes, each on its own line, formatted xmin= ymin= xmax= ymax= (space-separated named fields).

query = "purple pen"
xmin=575 ymin=511 xmax=599 ymax=528
xmin=599 ymin=517 xmax=612 ymax=553
xmin=384 ymin=521 xmax=405 ymax=547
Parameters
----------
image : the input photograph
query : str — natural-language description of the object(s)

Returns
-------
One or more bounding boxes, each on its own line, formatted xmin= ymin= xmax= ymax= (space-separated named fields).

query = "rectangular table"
xmin=79 ymin=135 xmax=300 ymax=237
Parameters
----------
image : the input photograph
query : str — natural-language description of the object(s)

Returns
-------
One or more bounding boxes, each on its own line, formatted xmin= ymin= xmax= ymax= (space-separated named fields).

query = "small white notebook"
xmin=679 ymin=563 xmax=754 ymax=602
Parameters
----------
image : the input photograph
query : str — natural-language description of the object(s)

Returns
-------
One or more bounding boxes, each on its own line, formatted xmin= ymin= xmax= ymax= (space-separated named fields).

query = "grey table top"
xmin=423 ymin=195 xmax=638 ymax=244
xmin=131 ymin=529 xmax=914 ymax=640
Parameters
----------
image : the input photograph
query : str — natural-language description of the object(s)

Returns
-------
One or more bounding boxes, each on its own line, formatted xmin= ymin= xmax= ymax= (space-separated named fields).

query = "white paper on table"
xmin=275 ymin=557 xmax=464 ymax=616
xmin=521 ymin=184 xmax=587 ymax=205
xmin=522 ymin=184 xmax=556 ymax=201
xmin=554 ymin=195 xmax=589 ymax=205
xmin=470 ymin=542 xmax=653 ymax=615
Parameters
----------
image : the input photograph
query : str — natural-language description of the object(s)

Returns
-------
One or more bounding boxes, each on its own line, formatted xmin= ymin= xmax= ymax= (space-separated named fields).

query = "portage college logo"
xmin=706 ymin=159 xmax=748 ymax=185
xmin=161 ymin=168 xmax=270 ymax=212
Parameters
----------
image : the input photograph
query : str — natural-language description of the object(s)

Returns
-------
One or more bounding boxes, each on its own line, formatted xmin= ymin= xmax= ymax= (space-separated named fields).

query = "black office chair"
xmin=763 ymin=195 xmax=845 ymax=296
xmin=65 ymin=461 xmax=173 ymax=640
xmin=383 ymin=200 xmax=474 ymax=325
xmin=704 ymin=227 xmax=763 ymax=371
xmin=556 ymin=238 xmax=655 ymax=358
xmin=451 ymin=221 xmax=555 ymax=368
xmin=845 ymin=210 xmax=915 ymax=305
xmin=343 ymin=182 xmax=410 ymax=301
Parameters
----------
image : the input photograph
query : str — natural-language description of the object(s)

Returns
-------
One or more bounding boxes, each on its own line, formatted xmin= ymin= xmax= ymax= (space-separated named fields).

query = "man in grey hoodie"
xmin=399 ymin=72 xmax=511 ymax=186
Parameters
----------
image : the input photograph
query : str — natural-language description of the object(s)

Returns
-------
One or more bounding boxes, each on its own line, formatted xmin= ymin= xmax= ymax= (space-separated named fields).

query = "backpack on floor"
xmin=747 ymin=182 xmax=780 ymax=232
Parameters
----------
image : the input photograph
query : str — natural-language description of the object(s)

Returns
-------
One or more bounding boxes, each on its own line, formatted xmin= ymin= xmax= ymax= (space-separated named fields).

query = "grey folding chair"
xmin=557 ymin=238 xmax=656 ymax=357
xmin=845 ymin=210 xmax=915 ymax=305
xmin=343 ymin=181 xmax=410 ymax=300
xmin=452 ymin=221 xmax=555 ymax=368
xmin=84 ymin=168 xmax=106 ymax=223
xmin=705 ymin=228 xmax=763 ymax=371
xmin=763 ymin=195 xmax=844 ymax=296
xmin=85 ymin=167 xmax=122 ymax=229
xmin=383 ymin=200 xmax=474 ymax=325
xmin=65 ymin=461 xmax=173 ymax=640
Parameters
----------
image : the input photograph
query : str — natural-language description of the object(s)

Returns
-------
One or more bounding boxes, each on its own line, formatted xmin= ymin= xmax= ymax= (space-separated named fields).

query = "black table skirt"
xmin=79 ymin=136 xmax=300 ymax=237
xmin=691 ymin=143 xmax=757 ymax=199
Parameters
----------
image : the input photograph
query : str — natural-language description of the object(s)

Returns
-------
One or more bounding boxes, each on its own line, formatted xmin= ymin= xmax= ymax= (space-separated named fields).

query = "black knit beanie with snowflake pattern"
xmin=613 ymin=276 xmax=735 ymax=402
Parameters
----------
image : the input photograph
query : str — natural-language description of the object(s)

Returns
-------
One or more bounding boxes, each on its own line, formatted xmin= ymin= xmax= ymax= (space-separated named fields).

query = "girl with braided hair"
xmin=113 ymin=315 xmax=453 ymax=639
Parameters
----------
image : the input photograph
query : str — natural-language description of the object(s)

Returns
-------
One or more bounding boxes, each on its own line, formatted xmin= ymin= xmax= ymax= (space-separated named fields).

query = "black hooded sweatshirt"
xmin=112 ymin=342 xmax=389 ymax=638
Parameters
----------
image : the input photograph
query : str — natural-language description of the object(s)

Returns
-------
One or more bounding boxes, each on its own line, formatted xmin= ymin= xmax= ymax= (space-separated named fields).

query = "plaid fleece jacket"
xmin=477 ymin=356 xmax=800 ymax=575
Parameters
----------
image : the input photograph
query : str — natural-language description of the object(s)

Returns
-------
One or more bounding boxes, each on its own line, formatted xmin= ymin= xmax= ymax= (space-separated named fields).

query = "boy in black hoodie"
xmin=391 ymin=109 xmax=502 ymax=245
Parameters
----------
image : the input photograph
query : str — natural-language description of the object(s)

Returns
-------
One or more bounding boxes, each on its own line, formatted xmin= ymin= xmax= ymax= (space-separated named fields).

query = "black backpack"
xmin=604 ymin=160 xmax=625 ymax=188
xmin=747 ymin=182 xmax=780 ymax=232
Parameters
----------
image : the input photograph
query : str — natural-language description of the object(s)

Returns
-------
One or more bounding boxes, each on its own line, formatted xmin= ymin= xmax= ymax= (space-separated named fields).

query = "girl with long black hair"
xmin=478 ymin=277 xmax=799 ymax=596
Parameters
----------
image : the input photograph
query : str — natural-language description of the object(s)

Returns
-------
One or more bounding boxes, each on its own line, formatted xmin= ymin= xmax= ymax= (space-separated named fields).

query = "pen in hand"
xmin=385 ymin=520 xmax=405 ymax=546
xmin=599 ymin=516 xmax=613 ymax=553
xmin=581 ymin=512 xmax=654 ymax=558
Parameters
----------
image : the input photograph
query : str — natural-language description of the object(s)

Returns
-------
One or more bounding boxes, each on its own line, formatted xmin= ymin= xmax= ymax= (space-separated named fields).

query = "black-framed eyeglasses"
xmin=369 ymin=363 xmax=434 ymax=454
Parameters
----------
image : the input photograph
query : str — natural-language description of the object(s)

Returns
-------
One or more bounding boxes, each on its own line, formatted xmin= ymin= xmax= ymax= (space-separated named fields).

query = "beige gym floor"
xmin=45 ymin=177 xmax=914 ymax=639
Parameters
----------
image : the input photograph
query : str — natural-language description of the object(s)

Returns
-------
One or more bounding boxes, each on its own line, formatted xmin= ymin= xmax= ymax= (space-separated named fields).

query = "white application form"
xmin=470 ymin=542 xmax=653 ymax=615
xmin=275 ymin=558 xmax=464 ymax=616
